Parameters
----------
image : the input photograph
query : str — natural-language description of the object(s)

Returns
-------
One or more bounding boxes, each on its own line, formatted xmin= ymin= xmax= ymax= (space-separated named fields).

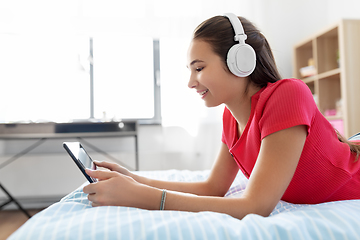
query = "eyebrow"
xmin=187 ymin=59 xmax=204 ymax=68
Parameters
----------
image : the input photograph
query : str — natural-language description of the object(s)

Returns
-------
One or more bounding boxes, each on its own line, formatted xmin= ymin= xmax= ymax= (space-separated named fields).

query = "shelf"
xmin=318 ymin=75 xmax=341 ymax=114
xmin=317 ymin=68 xmax=341 ymax=80
xmin=301 ymin=75 xmax=317 ymax=83
xmin=306 ymin=81 xmax=316 ymax=96
xmin=326 ymin=115 xmax=343 ymax=121
xmin=294 ymin=19 xmax=360 ymax=137
xmin=316 ymin=27 xmax=339 ymax=74
xmin=294 ymin=40 xmax=314 ymax=79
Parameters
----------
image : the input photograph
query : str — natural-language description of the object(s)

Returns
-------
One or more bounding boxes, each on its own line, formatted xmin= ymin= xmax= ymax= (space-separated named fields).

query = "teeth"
xmin=200 ymin=90 xmax=208 ymax=96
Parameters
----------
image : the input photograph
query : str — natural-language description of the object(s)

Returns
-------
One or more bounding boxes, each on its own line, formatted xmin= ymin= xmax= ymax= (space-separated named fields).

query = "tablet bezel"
xmin=63 ymin=142 xmax=97 ymax=183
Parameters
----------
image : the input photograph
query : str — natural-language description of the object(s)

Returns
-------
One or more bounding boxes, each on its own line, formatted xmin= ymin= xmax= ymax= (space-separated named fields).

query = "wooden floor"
xmin=0 ymin=209 xmax=42 ymax=240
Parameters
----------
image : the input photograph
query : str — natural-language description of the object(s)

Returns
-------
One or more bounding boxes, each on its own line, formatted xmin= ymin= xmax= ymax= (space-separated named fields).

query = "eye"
xmin=196 ymin=67 xmax=204 ymax=72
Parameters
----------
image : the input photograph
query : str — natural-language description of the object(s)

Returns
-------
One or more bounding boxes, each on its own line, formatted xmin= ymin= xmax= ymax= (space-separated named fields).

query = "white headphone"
xmin=223 ymin=13 xmax=256 ymax=77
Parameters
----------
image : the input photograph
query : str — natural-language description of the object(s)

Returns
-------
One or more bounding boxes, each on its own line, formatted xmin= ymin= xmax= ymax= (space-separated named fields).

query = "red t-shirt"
xmin=221 ymin=78 xmax=360 ymax=204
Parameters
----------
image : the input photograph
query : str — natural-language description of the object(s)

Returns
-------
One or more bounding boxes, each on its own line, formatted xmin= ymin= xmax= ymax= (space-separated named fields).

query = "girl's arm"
xmin=84 ymin=125 xmax=307 ymax=220
xmin=91 ymin=142 xmax=239 ymax=197
xmin=164 ymin=124 xmax=307 ymax=218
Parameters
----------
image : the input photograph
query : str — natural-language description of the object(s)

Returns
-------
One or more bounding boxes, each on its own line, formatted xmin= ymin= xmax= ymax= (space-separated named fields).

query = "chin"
xmin=204 ymin=101 xmax=221 ymax=108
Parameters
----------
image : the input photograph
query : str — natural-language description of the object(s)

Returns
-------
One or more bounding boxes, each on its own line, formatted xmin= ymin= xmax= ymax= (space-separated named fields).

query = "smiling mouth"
xmin=199 ymin=89 xmax=209 ymax=96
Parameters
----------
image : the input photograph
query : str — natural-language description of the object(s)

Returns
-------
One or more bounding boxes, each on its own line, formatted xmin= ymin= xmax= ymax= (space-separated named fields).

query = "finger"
xmin=83 ymin=184 xmax=96 ymax=194
xmin=93 ymin=161 xmax=119 ymax=171
xmin=86 ymin=189 xmax=106 ymax=207
xmin=85 ymin=169 xmax=117 ymax=181
xmin=87 ymin=192 xmax=95 ymax=202
xmin=87 ymin=192 xmax=98 ymax=207
xmin=91 ymin=201 xmax=101 ymax=207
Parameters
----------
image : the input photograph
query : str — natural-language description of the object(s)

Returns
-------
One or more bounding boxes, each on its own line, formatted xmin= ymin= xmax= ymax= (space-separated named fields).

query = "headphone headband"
xmin=223 ymin=13 xmax=247 ymax=43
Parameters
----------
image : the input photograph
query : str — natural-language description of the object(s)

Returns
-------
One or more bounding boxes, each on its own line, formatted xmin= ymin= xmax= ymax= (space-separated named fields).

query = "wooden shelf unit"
xmin=293 ymin=19 xmax=360 ymax=138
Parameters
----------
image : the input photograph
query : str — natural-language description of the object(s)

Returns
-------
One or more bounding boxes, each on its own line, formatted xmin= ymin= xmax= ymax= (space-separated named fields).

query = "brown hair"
xmin=336 ymin=130 xmax=360 ymax=161
xmin=192 ymin=15 xmax=282 ymax=88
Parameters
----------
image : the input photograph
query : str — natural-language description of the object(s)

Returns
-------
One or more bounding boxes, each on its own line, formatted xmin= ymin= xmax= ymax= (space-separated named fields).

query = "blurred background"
xmin=0 ymin=0 xmax=359 ymax=208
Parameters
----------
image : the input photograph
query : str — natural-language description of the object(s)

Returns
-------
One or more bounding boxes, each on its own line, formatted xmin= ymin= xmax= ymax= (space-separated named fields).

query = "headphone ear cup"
xmin=227 ymin=43 xmax=256 ymax=77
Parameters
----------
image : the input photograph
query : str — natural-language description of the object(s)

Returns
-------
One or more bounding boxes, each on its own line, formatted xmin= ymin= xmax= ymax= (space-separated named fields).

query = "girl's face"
xmin=187 ymin=40 xmax=248 ymax=108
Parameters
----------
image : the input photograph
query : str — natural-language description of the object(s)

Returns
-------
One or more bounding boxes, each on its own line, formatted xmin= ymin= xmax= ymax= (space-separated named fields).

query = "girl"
xmin=83 ymin=14 xmax=360 ymax=220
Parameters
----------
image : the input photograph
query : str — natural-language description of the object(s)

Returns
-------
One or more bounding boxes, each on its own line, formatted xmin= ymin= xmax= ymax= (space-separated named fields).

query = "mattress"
xmin=9 ymin=169 xmax=360 ymax=239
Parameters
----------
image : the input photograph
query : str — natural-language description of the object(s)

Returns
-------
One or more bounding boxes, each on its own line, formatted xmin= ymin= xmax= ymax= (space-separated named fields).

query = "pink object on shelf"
xmin=324 ymin=109 xmax=337 ymax=116
xmin=329 ymin=119 xmax=344 ymax=135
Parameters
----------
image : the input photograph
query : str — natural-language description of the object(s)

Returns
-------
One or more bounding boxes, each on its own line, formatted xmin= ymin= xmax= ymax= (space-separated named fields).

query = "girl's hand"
xmin=93 ymin=161 xmax=133 ymax=178
xmin=83 ymin=169 xmax=161 ymax=209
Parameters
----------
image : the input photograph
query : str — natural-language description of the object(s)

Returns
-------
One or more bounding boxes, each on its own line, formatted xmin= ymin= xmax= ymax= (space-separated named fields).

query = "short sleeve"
xmin=258 ymin=79 xmax=316 ymax=139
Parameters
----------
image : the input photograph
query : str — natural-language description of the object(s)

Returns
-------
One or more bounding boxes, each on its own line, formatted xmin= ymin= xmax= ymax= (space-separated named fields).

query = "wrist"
xmin=131 ymin=173 xmax=150 ymax=185
xmin=159 ymin=189 xmax=167 ymax=210
xmin=138 ymin=185 xmax=164 ymax=210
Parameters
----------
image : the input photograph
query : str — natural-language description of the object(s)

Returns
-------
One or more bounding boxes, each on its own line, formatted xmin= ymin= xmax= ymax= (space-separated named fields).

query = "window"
xmin=0 ymin=34 xmax=160 ymax=124
xmin=0 ymin=34 xmax=90 ymax=123
xmin=92 ymin=34 xmax=158 ymax=122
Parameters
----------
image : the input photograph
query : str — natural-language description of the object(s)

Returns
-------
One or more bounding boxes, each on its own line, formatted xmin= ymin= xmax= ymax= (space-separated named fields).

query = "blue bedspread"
xmin=9 ymin=170 xmax=360 ymax=239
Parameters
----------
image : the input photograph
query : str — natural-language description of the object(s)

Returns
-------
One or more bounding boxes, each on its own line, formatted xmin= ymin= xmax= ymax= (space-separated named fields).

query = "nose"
xmin=188 ymin=73 xmax=198 ymax=89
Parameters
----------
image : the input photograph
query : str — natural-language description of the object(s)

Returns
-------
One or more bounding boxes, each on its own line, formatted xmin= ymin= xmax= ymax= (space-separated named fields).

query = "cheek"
xmin=200 ymin=69 xmax=223 ymax=87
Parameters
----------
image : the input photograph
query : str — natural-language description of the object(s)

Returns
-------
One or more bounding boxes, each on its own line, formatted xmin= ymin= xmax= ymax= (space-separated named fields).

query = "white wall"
xmin=1 ymin=0 xmax=360 ymax=208
xmin=253 ymin=0 xmax=360 ymax=78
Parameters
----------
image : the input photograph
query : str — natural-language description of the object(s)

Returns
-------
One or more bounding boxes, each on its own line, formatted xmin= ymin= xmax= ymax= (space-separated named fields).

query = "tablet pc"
xmin=63 ymin=142 xmax=97 ymax=183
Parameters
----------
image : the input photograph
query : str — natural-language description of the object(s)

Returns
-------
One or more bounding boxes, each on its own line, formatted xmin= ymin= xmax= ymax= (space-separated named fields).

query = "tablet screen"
xmin=78 ymin=146 xmax=95 ymax=170
xmin=63 ymin=142 xmax=97 ymax=182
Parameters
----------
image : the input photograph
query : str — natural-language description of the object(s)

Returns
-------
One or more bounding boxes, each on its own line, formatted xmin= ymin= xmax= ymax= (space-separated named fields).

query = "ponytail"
xmin=336 ymin=130 xmax=360 ymax=162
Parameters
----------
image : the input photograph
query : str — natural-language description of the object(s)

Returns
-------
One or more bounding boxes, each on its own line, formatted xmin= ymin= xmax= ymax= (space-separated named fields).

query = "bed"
xmin=8 ymin=168 xmax=360 ymax=240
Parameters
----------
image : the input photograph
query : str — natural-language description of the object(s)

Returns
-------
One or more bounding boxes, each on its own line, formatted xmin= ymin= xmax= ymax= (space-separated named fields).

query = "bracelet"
xmin=160 ymin=189 xmax=167 ymax=210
